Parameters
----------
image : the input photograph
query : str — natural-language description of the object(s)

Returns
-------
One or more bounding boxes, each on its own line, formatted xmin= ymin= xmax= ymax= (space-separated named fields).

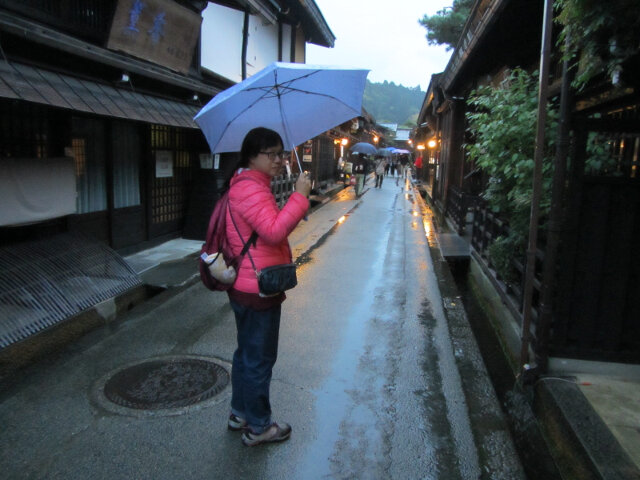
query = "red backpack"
xmin=199 ymin=178 xmax=256 ymax=291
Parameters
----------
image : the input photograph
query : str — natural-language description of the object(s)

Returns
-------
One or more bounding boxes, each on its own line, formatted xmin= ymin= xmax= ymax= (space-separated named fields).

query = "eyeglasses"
xmin=259 ymin=151 xmax=290 ymax=161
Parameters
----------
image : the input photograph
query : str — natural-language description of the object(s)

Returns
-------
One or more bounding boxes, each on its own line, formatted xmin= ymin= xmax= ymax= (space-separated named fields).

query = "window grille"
xmin=150 ymin=125 xmax=193 ymax=232
xmin=588 ymin=103 xmax=640 ymax=178
xmin=7 ymin=0 xmax=113 ymax=41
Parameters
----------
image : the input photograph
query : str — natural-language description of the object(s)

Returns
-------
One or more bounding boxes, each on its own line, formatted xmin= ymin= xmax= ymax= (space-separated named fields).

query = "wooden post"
xmin=535 ymin=33 xmax=575 ymax=372
xmin=520 ymin=0 xmax=553 ymax=372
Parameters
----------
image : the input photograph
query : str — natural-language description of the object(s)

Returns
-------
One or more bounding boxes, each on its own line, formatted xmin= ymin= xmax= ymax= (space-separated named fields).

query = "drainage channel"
xmin=450 ymin=265 xmax=563 ymax=480
xmin=92 ymin=355 xmax=231 ymax=417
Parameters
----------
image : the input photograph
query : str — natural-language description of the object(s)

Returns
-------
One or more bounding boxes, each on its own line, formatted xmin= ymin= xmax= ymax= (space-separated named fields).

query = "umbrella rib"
xmin=273 ymin=86 xmax=361 ymax=113
xmin=212 ymin=84 xmax=277 ymax=150
xmin=243 ymin=70 xmax=321 ymax=94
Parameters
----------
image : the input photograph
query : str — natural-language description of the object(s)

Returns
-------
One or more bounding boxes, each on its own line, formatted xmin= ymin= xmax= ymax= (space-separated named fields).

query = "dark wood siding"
xmin=553 ymin=177 xmax=640 ymax=361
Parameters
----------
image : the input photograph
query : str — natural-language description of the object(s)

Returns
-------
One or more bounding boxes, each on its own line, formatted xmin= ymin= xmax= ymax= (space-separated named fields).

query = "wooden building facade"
xmin=0 ymin=0 xmax=340 ymax=351
xmin=415 ymin=0 xmax=640 ymax=368
xmin=0 ymin=0 xmax=336 ymax=252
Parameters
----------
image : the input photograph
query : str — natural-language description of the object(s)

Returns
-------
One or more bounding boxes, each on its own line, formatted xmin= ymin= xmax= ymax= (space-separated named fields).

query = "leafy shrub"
xmin=466 ymin=68 xmax=558 ymax=243
xmin=487 ymin=236 xmax=523 ymax=285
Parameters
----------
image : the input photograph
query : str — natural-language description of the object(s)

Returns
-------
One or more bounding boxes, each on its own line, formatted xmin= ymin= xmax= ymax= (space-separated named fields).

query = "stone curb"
xmin=534 ymin=378 xmax=640 ymax=480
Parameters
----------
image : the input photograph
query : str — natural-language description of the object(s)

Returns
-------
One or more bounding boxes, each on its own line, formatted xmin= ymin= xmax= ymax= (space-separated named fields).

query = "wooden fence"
xmin=271 ymin=174 xmax=298 ymax=208
xmin=470 ymin=198 xmax=545 ymax=340
xmin=446 ymin=185 xmax=481 ymax=234
xmin=470 ymin=165 xmax=640 ymax=363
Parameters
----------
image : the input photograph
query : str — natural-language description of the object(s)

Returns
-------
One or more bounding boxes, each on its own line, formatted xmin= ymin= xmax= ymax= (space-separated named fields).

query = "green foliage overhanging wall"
xmin=466 ymin=69 xmax=558 ymax=281
xmin=556 ymin=0 xmax=640 ymax=88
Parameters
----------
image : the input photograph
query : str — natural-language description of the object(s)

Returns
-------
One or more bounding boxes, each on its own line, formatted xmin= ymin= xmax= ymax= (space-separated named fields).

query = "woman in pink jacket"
xmin=225 ymin=127 xmax=311 ymax=446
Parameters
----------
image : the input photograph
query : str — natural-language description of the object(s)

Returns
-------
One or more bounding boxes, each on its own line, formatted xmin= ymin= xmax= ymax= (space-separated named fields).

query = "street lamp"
xmin=416 ymin=144 xmax=426 ymax=150
xmin=427 ymin=139 xmax=437 ymax=149
xmin=373 ymin=135 xmax=379 ymax=144
xmin=340 ymin=137 xmax=349 ymax=157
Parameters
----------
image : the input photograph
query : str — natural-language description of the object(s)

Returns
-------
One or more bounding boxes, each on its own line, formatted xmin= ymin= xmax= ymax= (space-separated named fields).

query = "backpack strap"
xmin=228 ymin=204 xmax=259 ymax=274
xmin=239 ymin=229 xmax=258 ymax=256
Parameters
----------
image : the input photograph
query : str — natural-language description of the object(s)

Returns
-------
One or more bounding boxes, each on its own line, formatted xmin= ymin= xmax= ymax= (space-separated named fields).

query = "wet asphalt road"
xmin=0 ymin=176 xmax=522 ymax=479
xmin=288 ymin=179 xmax=480 ymax=479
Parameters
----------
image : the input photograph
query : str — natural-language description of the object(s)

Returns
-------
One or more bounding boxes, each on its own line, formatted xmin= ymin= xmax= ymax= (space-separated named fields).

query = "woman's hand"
xmin=295 ymin=173 xmax=312 ymax=197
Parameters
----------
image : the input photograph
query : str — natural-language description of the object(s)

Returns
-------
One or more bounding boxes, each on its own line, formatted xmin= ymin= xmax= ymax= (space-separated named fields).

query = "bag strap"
xmin=228 ymin=203 xmax=259 ymax=275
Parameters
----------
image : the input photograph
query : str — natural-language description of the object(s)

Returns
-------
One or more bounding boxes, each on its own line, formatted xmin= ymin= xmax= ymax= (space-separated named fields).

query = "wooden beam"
xmin=0 ymin=11 xmax=220 ymax=96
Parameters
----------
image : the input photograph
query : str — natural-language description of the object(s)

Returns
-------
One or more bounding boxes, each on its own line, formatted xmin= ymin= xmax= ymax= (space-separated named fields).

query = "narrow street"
xmin=0 ymin=178 xmax=523 ymax=479
xmin=288 ymin=178 xmax=482 ymax=478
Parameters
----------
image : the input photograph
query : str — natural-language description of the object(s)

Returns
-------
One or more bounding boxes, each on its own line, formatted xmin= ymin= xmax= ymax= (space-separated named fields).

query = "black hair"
xmin=239 ymin=127 xmax=284 ymax=168
xmin=221 ymin=127 xmax=284 ymax=192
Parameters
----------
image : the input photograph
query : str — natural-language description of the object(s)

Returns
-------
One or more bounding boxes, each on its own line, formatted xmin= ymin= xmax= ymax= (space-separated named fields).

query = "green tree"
xmin=419 ymin=0 xmax=474 ymax=50
xmin=466 ymin=69 xmax=558 ymax=281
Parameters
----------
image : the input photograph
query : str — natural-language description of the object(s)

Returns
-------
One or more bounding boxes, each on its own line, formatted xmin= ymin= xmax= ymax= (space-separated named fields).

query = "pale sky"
xmin=306 ymin=0 xmax=454 ymax=91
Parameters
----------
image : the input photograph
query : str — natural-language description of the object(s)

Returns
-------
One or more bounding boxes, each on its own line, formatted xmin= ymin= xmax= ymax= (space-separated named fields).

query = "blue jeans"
xmin=229 ymin=300 xmax=281 ymax=434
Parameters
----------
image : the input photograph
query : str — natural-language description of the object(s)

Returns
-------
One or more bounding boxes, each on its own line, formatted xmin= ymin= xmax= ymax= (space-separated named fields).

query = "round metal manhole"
xmin=102 ymin=357 xmax=229 ymax=410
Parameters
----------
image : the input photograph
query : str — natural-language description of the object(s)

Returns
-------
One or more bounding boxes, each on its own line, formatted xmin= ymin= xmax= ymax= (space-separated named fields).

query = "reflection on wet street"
xmin=280 ymin=177 xmax=492 ymax=479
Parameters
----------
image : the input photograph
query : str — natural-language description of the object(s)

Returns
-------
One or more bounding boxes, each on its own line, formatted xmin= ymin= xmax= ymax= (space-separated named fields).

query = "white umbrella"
xmin=194 ymin=62 xmax=369 ymax=171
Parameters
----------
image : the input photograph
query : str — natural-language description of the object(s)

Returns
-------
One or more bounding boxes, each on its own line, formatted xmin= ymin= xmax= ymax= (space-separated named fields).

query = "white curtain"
xmin=0 ymin=157 xmax=76 ymax=226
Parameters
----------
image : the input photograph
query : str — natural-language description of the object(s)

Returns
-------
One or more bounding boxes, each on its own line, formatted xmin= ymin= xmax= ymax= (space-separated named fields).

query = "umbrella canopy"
xmin=350 ymin=142 xmax=378 ymax=155
xmin=194 ymin=62 xmax=369 ymax=170
xmin=394 ymin=149 xmax=411 ymax=154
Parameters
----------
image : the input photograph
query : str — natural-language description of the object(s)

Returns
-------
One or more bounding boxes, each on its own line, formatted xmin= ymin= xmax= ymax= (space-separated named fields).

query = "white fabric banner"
xmin=0 ymin=157 xmax=76 ymax=226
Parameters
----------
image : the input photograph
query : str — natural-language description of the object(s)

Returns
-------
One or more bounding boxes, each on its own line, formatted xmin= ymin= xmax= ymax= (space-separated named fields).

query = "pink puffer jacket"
xmin=226 ymin=169 xmax=309 ymax=294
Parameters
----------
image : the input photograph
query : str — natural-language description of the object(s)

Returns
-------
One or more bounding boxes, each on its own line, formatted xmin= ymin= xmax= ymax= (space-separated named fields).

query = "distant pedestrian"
xmin=384 ymin=161 xmax=390 ymax=176
xmin=375 ymin=158 xmax=385 ymax=188
xmin=225 ymin=127 xmax=311 ymax=447
xmin=396 ymin=162 xmax=405 ymax=186
xmin=353 ymin=153 xmax=367 ymax=196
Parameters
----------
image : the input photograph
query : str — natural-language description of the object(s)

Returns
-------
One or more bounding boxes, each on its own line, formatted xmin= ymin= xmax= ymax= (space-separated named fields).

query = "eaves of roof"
xmin=0 ymin=10 xmax=221 ymax=96
xmin=285 ymin=0 xmax=335 ymax=48
xmin=440 ymin=0 xmax=510 ymax=92
xmin=418 ymin=73 xmax=443 ymax=124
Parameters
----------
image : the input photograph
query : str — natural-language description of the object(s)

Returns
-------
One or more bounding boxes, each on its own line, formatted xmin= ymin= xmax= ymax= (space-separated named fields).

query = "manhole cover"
xmin=103 ymin=357 xmax=229 ymax=410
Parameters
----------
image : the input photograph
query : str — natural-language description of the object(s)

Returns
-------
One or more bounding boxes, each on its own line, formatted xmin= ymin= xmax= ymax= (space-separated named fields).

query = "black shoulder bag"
xmin=228 ymin=205 xmax=297 ymax=297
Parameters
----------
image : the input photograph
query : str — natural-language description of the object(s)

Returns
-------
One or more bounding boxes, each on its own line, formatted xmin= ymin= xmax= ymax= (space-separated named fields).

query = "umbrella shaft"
xmin=293 ymin=145 xmax=304 ymax=173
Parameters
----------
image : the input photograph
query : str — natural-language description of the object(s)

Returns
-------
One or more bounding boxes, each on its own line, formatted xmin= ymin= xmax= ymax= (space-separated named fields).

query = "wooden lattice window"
xmin=149 ymin=125 xmax=193 ymax=231
xmin=4 ymin=0 xmax=114 ymax=41
xmin=589 ymin=103 xmax=640 ymax=178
